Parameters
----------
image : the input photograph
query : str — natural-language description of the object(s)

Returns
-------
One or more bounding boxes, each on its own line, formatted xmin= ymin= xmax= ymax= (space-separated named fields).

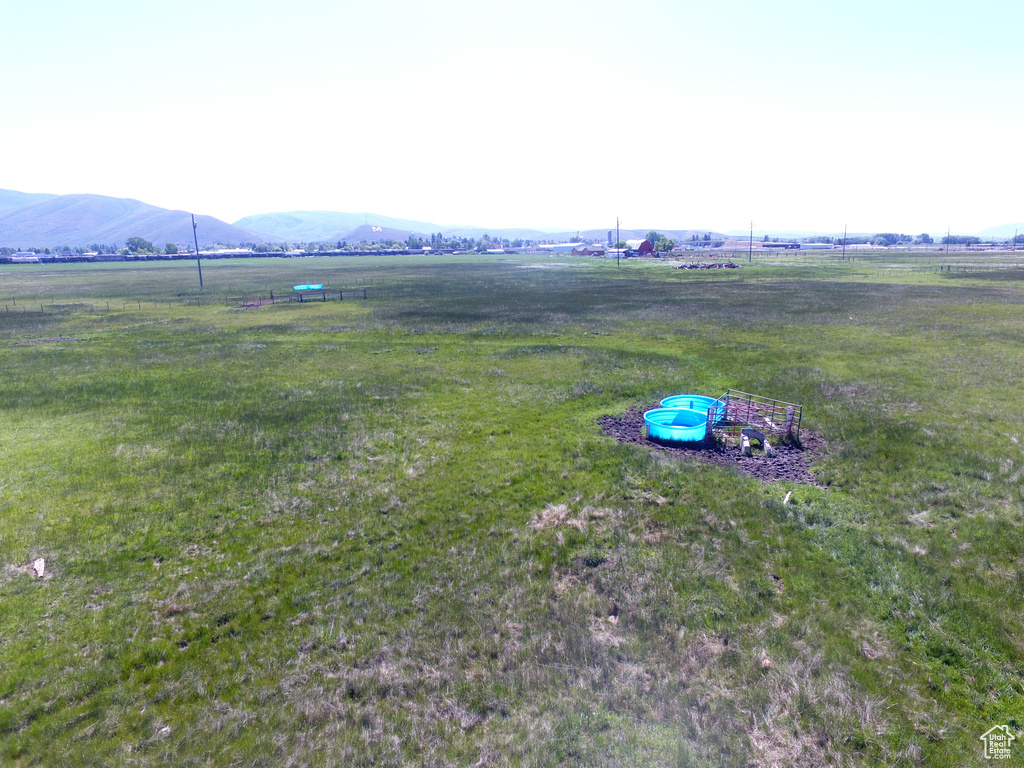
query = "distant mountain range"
xmin=724 ymin=229 xmax=887 ymax=240
xmin=0 ymin=191 xmax=277 ymax=249
xmin=0 ymin=189 xmax=56 ymax=210
xmin=0 ymin=190 xmax=716 ymax=247
xmin=977 ymin=223 xmax=1024 ymax=238
xmin=235 ymin=212 xmax=719 ymax=245
xmin=725 ymin=229 xmax=839 ymax=239
xmin=233 ymin=211 xmax=444 ymax=243
xmin=725 ymin=227 xmax=1021 ymax=241
xmin=233 ymin=211 xmax=585 ymax=243
xmin=0 ymin=188 xmax=1017 ymax=249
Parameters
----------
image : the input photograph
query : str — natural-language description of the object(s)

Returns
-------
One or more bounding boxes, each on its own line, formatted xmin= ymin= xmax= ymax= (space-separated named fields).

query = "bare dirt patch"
xmin=598 ymin=405 xmax=827 ymax=485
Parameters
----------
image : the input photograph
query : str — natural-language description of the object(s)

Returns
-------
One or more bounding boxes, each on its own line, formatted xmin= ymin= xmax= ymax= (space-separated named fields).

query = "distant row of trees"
xmin=819 ymin=233 xmax=932 ymax=246
xmin=683 ymin=232 xmax=724 ymax=248
xmin=824 ymin=233 xmax=990 ymax=247
xmin=1 ymin=243 xmax=120 ymax=256
xmin=645 ymin=231 xmax=676 ymax=251
xmin=120 ymin=238 xmax=185 ymax=256
xmin=1 ymin=240 xmax=181 ymax=256
xmin=7 ymin=230 xmax=1021 ymax=256
xmin=408 ymin=233 xmax=534 ymax=251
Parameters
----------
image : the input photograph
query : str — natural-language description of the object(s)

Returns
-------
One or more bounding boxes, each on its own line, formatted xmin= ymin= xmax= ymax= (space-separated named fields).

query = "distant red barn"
xmin=626 ymin=239 xmax=654 ymax=255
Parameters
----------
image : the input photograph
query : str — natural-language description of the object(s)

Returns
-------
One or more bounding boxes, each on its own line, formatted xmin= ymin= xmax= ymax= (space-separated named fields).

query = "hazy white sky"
xmin=2 ymin=0 xmax=1021 ymax=234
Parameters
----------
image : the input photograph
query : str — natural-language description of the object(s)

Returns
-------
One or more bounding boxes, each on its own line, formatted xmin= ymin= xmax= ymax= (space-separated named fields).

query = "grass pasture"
xmin=1 ymin=253 xmax=1023 ymax=766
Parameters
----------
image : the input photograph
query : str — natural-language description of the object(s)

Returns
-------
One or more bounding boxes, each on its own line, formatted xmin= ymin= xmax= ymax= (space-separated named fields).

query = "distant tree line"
xmin=7 ymin=230 xmax=1020 ymax=255
xmin=412 ymin=232 xmax=533 ymax=251
xmin=684 ymin=232 xmax=723 ymax=248
xmin=645 ymin=231 xmax=676 ymax=251
xmin=1 ymin=243 xmax=121 ymax=255
xmin=833 ymin=233 xmax=936 ymax=246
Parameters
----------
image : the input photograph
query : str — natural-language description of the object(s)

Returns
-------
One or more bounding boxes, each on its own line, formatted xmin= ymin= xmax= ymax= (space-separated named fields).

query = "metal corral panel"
xmin=709 ymin=390 xmax=802 ymax=441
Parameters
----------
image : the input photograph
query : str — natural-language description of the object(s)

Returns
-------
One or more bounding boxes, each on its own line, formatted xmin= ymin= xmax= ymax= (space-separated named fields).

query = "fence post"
xmin=340 ymin=290 xmax=343 ymax=301
xmin=363 ymin=288 xmax=367 ymax=300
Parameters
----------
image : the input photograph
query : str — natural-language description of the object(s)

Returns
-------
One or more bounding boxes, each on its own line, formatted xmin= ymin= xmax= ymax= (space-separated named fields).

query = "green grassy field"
xmin=2 ymin=254 xmax=1023 ymax=766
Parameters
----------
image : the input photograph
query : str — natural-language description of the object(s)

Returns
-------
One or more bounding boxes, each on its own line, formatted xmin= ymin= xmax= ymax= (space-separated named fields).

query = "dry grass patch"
xmin=745 ymin=643 xmax=892 ymax=767
xmin=527 ymin=502 xmax=623 ymax=533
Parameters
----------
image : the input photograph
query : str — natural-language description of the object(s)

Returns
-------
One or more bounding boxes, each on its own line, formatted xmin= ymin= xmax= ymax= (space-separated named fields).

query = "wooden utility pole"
xmin=842 ymin=225 xmax=847 ymax=261
xmin=748 ymin=220 xmax=754 ymax=263
xmin=192 ymin=214 xmax=204 ymax=291
xmin=616 ymin=217 xmax=620 ymax=268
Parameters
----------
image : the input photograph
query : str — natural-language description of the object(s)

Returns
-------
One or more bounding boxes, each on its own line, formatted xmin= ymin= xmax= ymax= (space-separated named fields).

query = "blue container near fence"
xmin=659 ymin=394 xmax=726 ymax=424
xmin=643 ymin=408 xmax=709 ymax=443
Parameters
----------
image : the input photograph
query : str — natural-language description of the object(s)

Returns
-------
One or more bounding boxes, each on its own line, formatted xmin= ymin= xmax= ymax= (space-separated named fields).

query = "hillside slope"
xmin=0 ymin=194 xmax=277 ymax=248
xmin=236 ymin=211 xmax=561 ymax=242
xmin=235 ymin=211 xmax=441 ymax=242
xmin=0 ymin=188 xmax=56 ymax=211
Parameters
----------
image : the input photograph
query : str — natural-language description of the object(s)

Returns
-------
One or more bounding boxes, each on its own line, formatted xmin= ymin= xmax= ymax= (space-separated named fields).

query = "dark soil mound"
xmin=598 ymin=406 xmax=826 ymax=485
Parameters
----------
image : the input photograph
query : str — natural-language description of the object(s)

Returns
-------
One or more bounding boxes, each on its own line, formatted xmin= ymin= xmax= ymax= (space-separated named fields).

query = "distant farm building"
xmin=800 ymin=243 xmax=834 ymax=250
xmin=539 ymin=242 xmax=585 ymax=253
xmin=199 ymin=248 xmax=254 ymax=257
xmin=761 ymin=242 xmax=801 ymax=250
xmin=572 ymin=245 xmax=606 ymax=256
xmin=625 ymin=239 xmax=654 ymax=255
